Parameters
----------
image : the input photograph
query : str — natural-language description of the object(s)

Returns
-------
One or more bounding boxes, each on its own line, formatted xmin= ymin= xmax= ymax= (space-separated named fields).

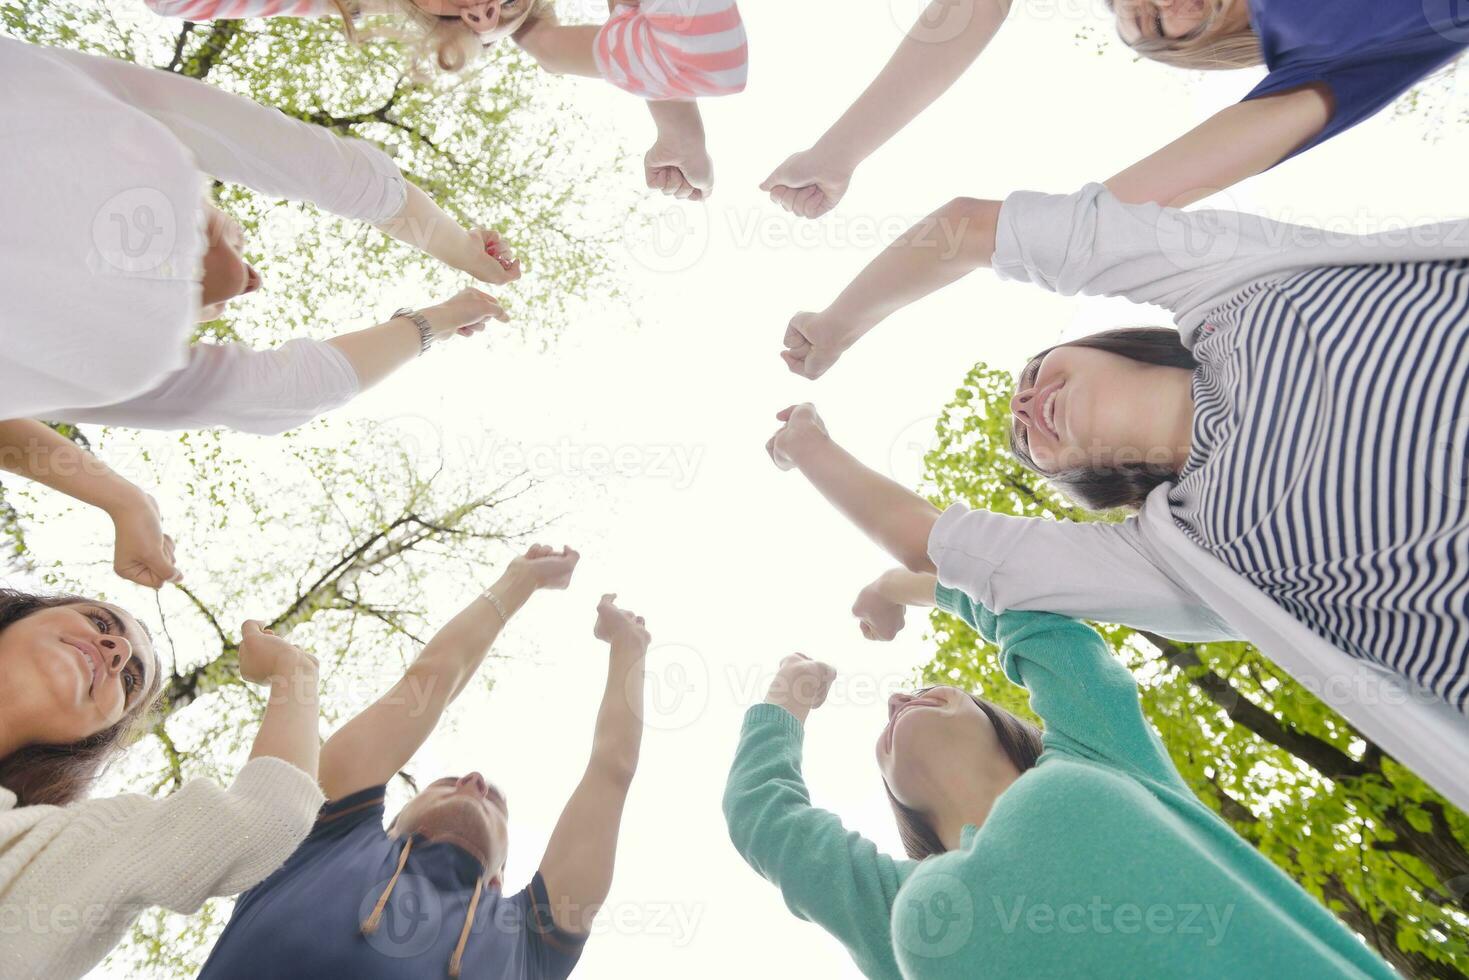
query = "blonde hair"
xmin=1108 ymin=0 xmax=1263 ymax=71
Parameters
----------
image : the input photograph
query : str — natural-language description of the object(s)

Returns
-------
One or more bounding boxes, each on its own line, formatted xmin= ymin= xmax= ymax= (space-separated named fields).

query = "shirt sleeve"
xmin=926 ymin=503 xmax=1237 ymax=642
xmin=594 ymin=0 xmax=748 ymax=100
xmin=143 ymin=0 xmax=338 ymax=19
xmin=52 ymin=338 xmax=361 ymax=435
xmin=39 ymin=45 xmax=405 ymax=223
xmin=992 ymin=183 xmax=1354 ymax=342
xmin=1244 ymin=42 xmax=1468 ymax=161
xmin=520 ymin=871 xmax=591 ymax=980
xmin=934 ymin=590 xmax=1188 ymax=790
xmin=722 ymin=704 xmax=915 ymax=980
xmin=61 ymin=757 xmax=325 ymax=915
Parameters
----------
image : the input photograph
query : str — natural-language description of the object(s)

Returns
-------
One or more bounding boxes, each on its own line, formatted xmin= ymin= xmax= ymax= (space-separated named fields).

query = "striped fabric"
xmin=143 ymin=0 xmax=333 ymax=19
xmin=1170 ymin=260 xmax=1469 ymax=711
xmin=594 ymin=0 xmax=748 ymax=100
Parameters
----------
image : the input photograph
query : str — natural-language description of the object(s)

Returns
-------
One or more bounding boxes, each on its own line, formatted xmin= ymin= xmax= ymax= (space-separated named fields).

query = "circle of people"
xmin=1 ymin=0 xmax=1466 ymax=977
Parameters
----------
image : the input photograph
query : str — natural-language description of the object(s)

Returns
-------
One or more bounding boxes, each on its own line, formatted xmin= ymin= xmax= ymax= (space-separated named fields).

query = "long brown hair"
xmin=1106 ymin=0 xmax=1262 ymax=70
xmin=883 ymin=691 xmax=1044 ymax=860
xmin=1009 ymin=327 xmax=1200 ymax=512
xmin=0 ymin=591 xmax=163 ymax=807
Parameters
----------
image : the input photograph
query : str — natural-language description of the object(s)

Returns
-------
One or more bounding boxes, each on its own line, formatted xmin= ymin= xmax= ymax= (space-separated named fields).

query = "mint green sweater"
xmin=722 ymin=587 xmax=1397 ymax=980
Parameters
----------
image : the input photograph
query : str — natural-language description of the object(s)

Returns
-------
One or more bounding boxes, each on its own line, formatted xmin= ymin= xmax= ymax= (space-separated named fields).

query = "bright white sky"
xmin=37 ymin=1 xmax=1469 ymax=976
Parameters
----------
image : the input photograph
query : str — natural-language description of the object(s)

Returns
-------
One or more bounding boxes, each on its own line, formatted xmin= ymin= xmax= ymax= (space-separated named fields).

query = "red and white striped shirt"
xmin=144 ymin=0 xmax=332 ymax=18
xmin=594 ymin=0 xmax=747 ymax=100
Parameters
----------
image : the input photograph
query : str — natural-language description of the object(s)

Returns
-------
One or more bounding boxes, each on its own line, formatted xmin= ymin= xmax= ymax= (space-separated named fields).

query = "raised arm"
xmin=762 ymin=0 xmax=1012 ymax=218
xmin=52 ymin=287 xmax=509 ymax=436
xmin=0 ymin=420 xmax=180 ymax=588
xmin=1105 ymin=87 xmax=1333 ymax=208
xmin=851 ymin=568 xmax=939 ymax=642
xmin=537 ymin=595 xmax=650 ymax=933
xmin=318 ymin=545 xmax=578 ymax=801
xmin=781 ymin=197 xmax=1000 ymax=379
xmin=765 ymin=404 xmax=940 ymax=574
xmin=723 ymin=655 xmax=915 ymax=980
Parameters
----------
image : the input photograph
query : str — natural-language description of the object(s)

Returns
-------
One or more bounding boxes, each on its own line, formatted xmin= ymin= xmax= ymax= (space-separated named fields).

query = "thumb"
xmin=241 ymin=620 xmax=264 ymax=637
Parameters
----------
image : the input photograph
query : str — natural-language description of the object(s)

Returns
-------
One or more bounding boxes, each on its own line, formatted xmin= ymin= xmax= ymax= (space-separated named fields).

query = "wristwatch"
xmin=392 ymin=308 xmax=435 ymax=356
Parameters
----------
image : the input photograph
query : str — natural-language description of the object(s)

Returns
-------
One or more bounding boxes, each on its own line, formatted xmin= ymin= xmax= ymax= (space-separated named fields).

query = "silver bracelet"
xmin=392 ymin=307 xmax=434 ymax=357
xmin=479 ymin=586 xmax=509 ymax=623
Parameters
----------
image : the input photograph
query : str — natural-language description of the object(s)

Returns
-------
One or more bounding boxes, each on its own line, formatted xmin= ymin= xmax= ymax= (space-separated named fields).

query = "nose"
xmin=459 ymin=0 xmax=499 ymax=30
xmin=98 ymin=634 xmax=131 ymax=673
xmin=457 ymin=772 xmax=488 ymax=797
xmin=243 ymin=264 xmax=262 ymax=295
xmin=887 ymin=692 xmax=910 ymax=717
xmin=1009 ymin=388 xmax=1038 ymax=429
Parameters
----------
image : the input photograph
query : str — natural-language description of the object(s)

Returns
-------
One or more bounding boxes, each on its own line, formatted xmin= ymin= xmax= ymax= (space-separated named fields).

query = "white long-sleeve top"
xmin=0 ymin=37 xmax=398 ymax=433
xmin=930 ymin=184 xmax=1469 ymax=813
xmin=0 ymin=757 xmax=324 ymax=979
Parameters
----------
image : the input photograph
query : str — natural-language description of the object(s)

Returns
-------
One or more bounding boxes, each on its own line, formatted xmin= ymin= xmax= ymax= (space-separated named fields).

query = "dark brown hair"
xmin=883 ymin=691 xmax=1044 ymax=860
xmin=1009 ymin=327 xmax=1199 ymax=512
xmin=0 ymin=590 xmax=162 ymax=807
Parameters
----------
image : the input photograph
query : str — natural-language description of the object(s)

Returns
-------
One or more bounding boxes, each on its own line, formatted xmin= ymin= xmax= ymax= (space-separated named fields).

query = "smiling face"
xmin=876 ymin=687 xmax=1016 ymax=816
xmin=198 ymin=205 xmax=261 ymax=322
xmin=406 ymin=0 xmax=536 ymax=43
xmin=0 ymin=601 xmax=157 ymax=747
xmin=1111 ymin=0 xmax=1218 ymax=45
xmin=392 ymin=772 xmax=510 ymax=881
xmin=1010 ymin=345 xmax=1187 ymax=475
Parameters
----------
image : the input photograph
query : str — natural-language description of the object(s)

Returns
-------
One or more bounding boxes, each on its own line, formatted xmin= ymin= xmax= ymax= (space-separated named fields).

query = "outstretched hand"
xmin=760 ymin=149 xmax=851 ymax=219
xmin=594 ymin=593 xmax=651 ymax=650
xmin=422 ymin=287 xmax=510 ymax=339
xmin=453 ymin=227 xmax=523 ymax=285
xmin=646 ymin=135 xmax=713 ymax=202
xmin=765 ymin=403 xmax=829 ymax=471
xmin=853 ymin=580 xmax=907 ymax=641
xmin=111 ymin=493 xmax=181 ymax=590
xmin=781 ymin=311 xmax=855 ymax=380
xmin=765 ymin=653 xmax=837 ymax=720
xmin=238 ymin=620 xmax=317 ymax=684
xmin=512 ymin=544 xmax=581 ymax=590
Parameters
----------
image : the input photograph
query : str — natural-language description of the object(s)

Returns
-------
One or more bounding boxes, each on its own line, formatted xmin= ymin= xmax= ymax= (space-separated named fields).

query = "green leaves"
xmin=920 ymin=361 xmax=1469 ymax=975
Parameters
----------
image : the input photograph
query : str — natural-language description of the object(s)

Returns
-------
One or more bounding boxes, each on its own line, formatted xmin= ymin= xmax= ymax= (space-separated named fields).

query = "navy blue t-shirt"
xmin=198 ymin=786 xmax=588 ymax=980
xmin=1245 ymin=0 xmax=1469 ymax=157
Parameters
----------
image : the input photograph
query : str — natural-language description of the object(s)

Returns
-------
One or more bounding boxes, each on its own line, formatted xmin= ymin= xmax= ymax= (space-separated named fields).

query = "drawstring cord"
xmin=359 ymin=835 xmax=486 ymax=977
xmin=360 ymin=836 xmax=414 ymax=935
xmin=447 ymin=878 xmax=484 ymax=978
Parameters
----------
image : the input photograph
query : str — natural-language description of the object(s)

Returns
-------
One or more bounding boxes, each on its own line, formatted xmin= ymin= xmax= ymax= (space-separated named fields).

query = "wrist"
xmin=763 ymin=690 xmax=811 ymax=725
xmin=99 ymin=476 xmax=148 ymax=521
xmin=809 ymin=133 xmax=862 ymax=176
xmin=820 ymin=302 xmax=877 ymax=344
xmin=268 ymin=661 xmax=320 ymax=699
xmin=493 ymin=564 xmax=538 ymax=611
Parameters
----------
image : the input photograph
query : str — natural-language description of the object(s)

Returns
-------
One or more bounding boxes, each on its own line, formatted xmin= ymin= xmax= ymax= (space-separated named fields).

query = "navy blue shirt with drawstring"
xmin=198 ymin=785 xmax=587 ymax=980
xmin=1244 ymin=0 xmax=1469 ymax=158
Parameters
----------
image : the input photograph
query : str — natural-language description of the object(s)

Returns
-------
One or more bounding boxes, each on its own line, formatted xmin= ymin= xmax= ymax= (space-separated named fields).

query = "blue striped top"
xmin=1169 ymin=260 xmax=1469 ymax=711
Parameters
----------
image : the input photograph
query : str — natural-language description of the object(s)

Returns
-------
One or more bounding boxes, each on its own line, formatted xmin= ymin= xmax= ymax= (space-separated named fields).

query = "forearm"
xmin=588 ymin=642 xmax=646 ymax=782
xmin=795 ymin=438 xmax=940 ymax=574
xmin=324 ymin=317 xmax=422 ymax=390
xmin=413 ymin=565 xmax=537 ymax=704
xmin=1105 ymin=90 xmax=1332 ymax=207
xmin=825 ymin=197 xmax=999 ymax=342
xmin=815 ymin=0 xmax=1011 ymax=168
xmin=0 ymin=419 xmax=144 ymax=518
xmin=875 ymin=568 xmax=939 ymax=609
xmin=249 ymin=666 xmax=322 ymax=779
xmin=647 ymin=98 xmax=705 ymax=139
xmin=374 ymin=182 xmax=476 ymax=271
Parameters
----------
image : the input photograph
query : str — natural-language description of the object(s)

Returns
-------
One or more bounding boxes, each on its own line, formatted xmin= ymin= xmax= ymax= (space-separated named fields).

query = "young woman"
xmin=141 ymin=0 xmax=749 ymax=201
xmin=766 ymin=226 xmax=1469 ymax=815
xmin=2 ymin=35 xmax=519 ymax=434
xmin=0 ymin=590 xmax=323 ymax=979
xmin=722 ymin=597 xmax=1397 ymax=977
xmin=761 ymin=0 xmax=1469 ymax=216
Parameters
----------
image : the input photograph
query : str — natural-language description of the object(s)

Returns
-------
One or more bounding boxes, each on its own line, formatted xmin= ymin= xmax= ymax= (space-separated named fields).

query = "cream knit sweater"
xmin=0 ymin=756 xmax=323 ymax=979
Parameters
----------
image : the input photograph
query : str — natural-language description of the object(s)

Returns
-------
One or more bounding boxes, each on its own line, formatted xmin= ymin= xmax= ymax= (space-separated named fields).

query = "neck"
xmin=0 ymin=697 xmax=33 ymax=760
xmin=1143 ymin=365 xmax=1196 ymax=473
xmin=927 ymin=776 xmax=1009 ymax=852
